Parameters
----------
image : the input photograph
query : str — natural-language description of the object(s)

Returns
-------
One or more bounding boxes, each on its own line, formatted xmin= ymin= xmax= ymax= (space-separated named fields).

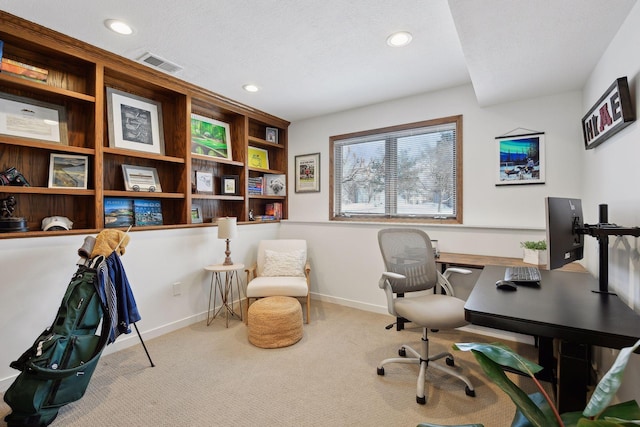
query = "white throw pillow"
xmin=262 ymin=249 xmax=306 ymax=277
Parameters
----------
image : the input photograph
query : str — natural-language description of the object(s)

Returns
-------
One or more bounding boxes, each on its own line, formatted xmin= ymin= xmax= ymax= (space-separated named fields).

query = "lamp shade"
xmin=217 ymin=217 xmax=238 ymax=239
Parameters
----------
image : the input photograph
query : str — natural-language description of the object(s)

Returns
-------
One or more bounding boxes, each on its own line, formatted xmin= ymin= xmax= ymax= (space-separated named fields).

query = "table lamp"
xmin=217 ymin=217 xmax=238 ymax=265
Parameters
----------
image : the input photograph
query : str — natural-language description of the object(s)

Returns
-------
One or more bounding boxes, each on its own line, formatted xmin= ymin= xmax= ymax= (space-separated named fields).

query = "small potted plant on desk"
xmin=521 ymin=240 xmax=547 ymax=265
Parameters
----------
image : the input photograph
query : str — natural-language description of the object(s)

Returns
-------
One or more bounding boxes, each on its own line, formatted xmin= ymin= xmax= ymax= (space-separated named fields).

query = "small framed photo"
xmin=190 ymin=113 xmax=232 ymax=160
xmin=221 ymin=175 xmax=239 ymax=195
xmin=0 ymin=92 xmax=68 ymax=145
xmin=191 ymin=204 xmax=204 ymax=224
xmin=121 ymin=164 xmax=162 ymax=192
xmin=195 ymin=171 xmax=213 ymax=193
xmin=265 ymin=127 xmax=278 ymax=143
xmin=248 ymin=146 xmax=269 ymax=169
xmin=48 ymin=153 xmax=89 ymax=189
xmin=295 ymin=153 xmax=320 ymax=193
xmin=496 ymin=133 xmax=545 ymax=186
xmin=106 ymin=87 xmax=165 ymax=155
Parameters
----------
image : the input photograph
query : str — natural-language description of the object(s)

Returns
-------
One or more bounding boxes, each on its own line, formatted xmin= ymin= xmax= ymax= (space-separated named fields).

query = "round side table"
xmin=204 ymin=263 xmax=245 ymax=327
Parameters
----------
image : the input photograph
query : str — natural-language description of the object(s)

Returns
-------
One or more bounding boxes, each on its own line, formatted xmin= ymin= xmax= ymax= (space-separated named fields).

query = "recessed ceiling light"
xmin=386 ymin=31 xmax=412 ymax=47
xmin=105 ymin=19 xmax=134 ymax=35
xmin=243 ymin=84 xmax=259 ymax=93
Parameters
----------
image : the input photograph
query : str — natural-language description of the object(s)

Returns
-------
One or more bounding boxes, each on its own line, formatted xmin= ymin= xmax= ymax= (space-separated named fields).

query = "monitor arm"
xmin=574 ymin=204 xmax=640 ymax=294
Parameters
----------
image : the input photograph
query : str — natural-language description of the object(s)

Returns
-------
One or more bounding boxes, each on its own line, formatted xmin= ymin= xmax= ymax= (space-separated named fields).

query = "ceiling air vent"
xmin=137 ymin=52 xmax=183 ymax=74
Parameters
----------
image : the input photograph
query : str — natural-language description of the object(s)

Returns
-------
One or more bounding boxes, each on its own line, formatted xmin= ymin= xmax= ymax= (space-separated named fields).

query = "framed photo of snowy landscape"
xmin=496 ymin=133 xmax=545 ymax=186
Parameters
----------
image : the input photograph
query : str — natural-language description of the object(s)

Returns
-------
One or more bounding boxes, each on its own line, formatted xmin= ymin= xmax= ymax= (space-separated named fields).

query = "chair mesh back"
xmin=378 ymin=228 xmax=438 ymax=293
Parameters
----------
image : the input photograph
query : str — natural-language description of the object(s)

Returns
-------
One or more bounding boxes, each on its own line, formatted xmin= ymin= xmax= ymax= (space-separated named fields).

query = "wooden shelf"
xmin=0 ymin=11 xmax=289 ymax=239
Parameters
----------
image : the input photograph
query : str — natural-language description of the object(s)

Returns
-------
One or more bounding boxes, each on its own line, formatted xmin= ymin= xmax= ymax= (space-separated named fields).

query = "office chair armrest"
xmin=442 ymin=267 xmax=471 ymax=279
xmin=439 ymin=267 xmax=471 ymax=297
xmin=379 ymin=272 xmax=404 ymax=317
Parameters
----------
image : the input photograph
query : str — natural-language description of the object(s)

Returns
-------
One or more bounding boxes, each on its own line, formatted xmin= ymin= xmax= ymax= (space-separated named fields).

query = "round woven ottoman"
xmin=248 ymin=296 xmax=303 ymax=348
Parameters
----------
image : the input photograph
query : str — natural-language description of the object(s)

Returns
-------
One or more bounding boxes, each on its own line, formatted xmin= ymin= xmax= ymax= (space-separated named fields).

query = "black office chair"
xmin=376 ymin=228 xmax=476 ymax=404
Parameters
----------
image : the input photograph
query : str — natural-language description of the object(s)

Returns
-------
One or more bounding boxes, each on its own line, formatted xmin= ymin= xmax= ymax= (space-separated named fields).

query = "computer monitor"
xmin=545 ymin=197 xmax=584 ymax=270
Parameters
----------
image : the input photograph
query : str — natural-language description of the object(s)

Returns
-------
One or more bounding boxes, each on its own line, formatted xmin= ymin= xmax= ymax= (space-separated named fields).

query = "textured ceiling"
xmin=0 ymin=0 xmax=635 ymax=122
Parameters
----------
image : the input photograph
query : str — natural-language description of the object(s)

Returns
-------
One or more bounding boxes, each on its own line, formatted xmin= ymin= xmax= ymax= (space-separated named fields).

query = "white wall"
xmin=289 ymin=84 xmax=584 ymax=228
xmin=284 ymin=84 xmax=585 ymax=311
xmin=580 ymin=1 xmax=640 ymax=403
xmin=0 ymin=223 xmax=280 ymax=390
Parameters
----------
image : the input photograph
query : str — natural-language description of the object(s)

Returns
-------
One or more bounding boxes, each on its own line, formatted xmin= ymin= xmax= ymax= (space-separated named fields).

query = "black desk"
xmin=464 ymin=265 xmax=640 ymax=412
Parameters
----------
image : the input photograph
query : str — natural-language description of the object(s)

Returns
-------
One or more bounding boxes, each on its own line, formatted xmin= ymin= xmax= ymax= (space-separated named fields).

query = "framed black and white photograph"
xmin=0 ymin=92 xmax=68 ymax=145
xmin=496 ymin=133 xmax=545 ymax=186
xmin=191 ymin=205 xmax=203 ymax=224
xmin=265 ymin=127 xmax=278 ymax=143
xmin=121 ymin=164 xmax=162 ymax=192
xmin=195 ymin=171 xmax=213 ymax=193
xmin=106 ymin=87 xmax=165 ymax=155
xmin=48 ymin=153 xmax=88 ymax=189
xmin=221 ymin=175 xmax=239 ymax=195
xmin=295 ymin=152 xmax=320 ymax=193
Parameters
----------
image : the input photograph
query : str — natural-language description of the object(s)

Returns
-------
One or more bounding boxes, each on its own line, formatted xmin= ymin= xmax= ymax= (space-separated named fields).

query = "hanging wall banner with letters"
xmin=582 ymin=77 xmax=635 ymax=150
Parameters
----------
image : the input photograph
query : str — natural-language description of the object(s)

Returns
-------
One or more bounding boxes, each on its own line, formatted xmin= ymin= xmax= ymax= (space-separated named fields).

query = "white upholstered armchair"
xmin=245 ymin=239 xmax=311 ymax=323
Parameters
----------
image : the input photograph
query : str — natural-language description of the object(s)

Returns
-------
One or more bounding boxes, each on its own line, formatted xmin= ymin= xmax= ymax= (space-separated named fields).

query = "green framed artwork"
xmin=190 ymin=113 xmax=232 ymax=160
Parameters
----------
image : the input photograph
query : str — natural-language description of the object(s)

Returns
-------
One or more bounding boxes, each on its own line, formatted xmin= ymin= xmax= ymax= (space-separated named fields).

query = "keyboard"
xmin=504 ymin=266 xmax=541 ymax=284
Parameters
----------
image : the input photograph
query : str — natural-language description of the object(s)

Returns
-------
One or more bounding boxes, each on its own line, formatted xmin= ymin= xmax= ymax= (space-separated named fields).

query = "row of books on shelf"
xmin=248 ymin=174 xmax=286 ymax=196
xmin=104 ymin=197 xmax=163 ymax=228
xmin=0 ymin=40 xmax=49 ymax=82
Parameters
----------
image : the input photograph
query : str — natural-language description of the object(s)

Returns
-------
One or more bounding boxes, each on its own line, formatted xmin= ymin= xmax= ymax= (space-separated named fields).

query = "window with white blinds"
xmin=330 ymin=115 xmax=462 ymax=223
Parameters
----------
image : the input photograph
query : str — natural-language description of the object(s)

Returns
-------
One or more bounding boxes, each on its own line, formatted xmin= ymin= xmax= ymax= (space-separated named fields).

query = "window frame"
xmin=329 ymin=115 xmax=463 ymax=224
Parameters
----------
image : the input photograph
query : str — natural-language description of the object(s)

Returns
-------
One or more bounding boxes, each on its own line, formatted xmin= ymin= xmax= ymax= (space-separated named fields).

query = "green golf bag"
xmin=3 ymin=265 xmax=109 ymax=427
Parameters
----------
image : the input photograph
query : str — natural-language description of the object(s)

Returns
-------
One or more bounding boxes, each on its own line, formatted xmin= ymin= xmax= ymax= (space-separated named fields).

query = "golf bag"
xmin=3 ymin=265 xmax=110 ymax=426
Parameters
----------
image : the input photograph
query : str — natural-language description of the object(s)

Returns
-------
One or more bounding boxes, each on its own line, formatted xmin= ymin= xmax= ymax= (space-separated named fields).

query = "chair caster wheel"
xmin=398 ymin=348 xmax=406 ymax=357
xmin=465 ymin=386 xmax=476 ymax=397
xmin=416 ymin=395 xmax=426 ymax=405
xmin=446 ymin=356 xmax=455 ymax=366
xmin=377 ymin=367 xmax=385 ymax=376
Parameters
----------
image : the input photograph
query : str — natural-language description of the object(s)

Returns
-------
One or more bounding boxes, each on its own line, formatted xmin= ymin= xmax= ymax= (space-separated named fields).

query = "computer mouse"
xmin=495 ymin=280 xmax=517 ymax=291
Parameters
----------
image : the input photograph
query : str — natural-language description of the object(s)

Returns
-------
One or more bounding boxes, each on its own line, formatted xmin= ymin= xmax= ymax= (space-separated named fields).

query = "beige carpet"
xmin=0 ymin=300 xmax=549 ymax=427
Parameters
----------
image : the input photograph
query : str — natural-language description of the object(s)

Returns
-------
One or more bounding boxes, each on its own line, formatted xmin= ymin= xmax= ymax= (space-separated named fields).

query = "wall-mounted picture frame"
xmin=0 ymin=92 xmax=68 ymax=145
xmin=265 ymin=127 xmax=278 ymax=143
xmin=248 ymin=146 xmax=269 ymax=169
xmin=106 ymin=87 xmax=165 ymax=155
xmin=496 ymin=133 xmax=545 ymax=186
xmin=121 ymin=164 xmax=162 ymax=192
xmin=295 ymin=152 xmax=320 ymax=193
xmin=221 ymin=175 xmax=239 ymax=195
xmin=191 ymin=204 xmax=203 ymax=224
xmin=190 ymin=113 xmax=232 ymax=160
xmin=48 ymin=153 xmax=88 ymax=189
xmin=195 ymin=171 xmax=213 ymax=193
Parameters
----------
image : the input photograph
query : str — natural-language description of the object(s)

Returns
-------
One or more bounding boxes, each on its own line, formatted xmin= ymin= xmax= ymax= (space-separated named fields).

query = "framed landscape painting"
xmin=496 ymin=133 xmax=545 ymax=186
xmin=190 ymin=114 xmax=232 ymax=160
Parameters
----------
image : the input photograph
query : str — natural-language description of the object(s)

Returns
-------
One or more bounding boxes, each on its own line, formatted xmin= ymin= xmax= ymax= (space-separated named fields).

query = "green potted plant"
xmin=450 ymin=339 xmax=640 ymax=427
xmin=520 ymin=240 xmax=547 ymax=265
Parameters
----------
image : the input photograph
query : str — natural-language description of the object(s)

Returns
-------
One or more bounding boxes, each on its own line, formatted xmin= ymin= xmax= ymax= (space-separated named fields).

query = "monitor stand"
xmin=579 ymin=204 xmax=640 ymax=295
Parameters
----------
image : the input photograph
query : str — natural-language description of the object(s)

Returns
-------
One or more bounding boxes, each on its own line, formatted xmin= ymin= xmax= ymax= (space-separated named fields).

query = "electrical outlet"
xmin=172 ymin=282 xmax=182 ymax=296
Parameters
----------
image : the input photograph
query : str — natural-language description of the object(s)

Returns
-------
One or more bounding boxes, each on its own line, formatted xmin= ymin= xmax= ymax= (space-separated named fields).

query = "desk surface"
xmin=438 ymin=252 xmax=586 ymax=273
xmin=464 ymin=265 xmax=640 ymax=350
